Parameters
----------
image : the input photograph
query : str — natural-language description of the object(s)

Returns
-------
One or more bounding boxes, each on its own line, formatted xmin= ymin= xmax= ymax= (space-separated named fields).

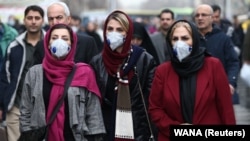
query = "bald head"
xmin=194 ymin=4 xmax=213 ymax=35
xmin=47 ymin=2 xmax=70 ymax=16
xmin=195 ymin=4 xmax=213 ymax=15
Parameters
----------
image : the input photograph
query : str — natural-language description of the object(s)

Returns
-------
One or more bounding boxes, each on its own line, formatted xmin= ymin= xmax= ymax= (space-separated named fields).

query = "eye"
xmin=51 ymin=37 xmax=58 ymax=40
xmin=55 ymin=15 xmax=63 ymax=20
xmin=172 ymin=37 xmax=179 ymax=41
xmin=35 ymin=16 xmax=41 ymax=20
xmin=26 ymin=16 xmax=32 ymax=20
xmin=48 ymin=15 xmax=63 ymax=21
xmin=48 ymin=17 xmax=53 ymax=21
xmin=116 ymin=27 xmax=124 ymax=32
xmin=107 ymin=27 xmax=113 ymax=32
xmin=181 ymin=36 xmax=189 ymax=41
xmin=62 ymin=37 xmax=69 ymax=41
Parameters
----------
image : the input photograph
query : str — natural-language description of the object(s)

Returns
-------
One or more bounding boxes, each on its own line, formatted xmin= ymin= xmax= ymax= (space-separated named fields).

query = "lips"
xmin=197 ymin=21 xmax=204 ymax=25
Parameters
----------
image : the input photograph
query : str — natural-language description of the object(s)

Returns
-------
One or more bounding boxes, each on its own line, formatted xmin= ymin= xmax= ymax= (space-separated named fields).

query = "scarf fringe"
xmin=115 ymin=109 xmax=134 ymax=140
xmin=115 ymin=138 xmax=135 ymax=141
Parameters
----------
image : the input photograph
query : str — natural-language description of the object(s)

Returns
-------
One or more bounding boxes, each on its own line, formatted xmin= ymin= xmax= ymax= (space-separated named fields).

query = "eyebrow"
xmin=48 ymin=15 xmax=64 ymax=20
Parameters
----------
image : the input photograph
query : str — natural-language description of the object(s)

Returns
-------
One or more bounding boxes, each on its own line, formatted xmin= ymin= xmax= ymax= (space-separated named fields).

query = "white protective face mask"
xmin=173 ymin=40 xmax=192 ymax=62
xmin=50 ymin=38 xmax=71 ymax=59
xmin=106 ymin=31 xmax=125 ymax=51
xmin=71 ymin=26 xmax=79 ymax=33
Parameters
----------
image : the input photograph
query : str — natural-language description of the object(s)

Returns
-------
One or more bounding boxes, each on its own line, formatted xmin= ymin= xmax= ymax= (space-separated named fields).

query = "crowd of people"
xmin=0 ymin=1 xmax=249 ymax=141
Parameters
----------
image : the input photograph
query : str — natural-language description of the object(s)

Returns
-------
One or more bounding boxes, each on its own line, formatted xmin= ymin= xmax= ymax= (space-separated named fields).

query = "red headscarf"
xmin=102 ymin=10 xmax=134 ymax=80
xmin=42 ymin=24 xmax=101 ymax=141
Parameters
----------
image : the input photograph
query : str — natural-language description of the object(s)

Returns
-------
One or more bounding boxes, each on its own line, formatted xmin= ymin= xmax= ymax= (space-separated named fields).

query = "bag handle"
xmin=47 ymin=65 xmax=77 ymax=125
xmin=134 ymin=67 xmax=155 ymax=140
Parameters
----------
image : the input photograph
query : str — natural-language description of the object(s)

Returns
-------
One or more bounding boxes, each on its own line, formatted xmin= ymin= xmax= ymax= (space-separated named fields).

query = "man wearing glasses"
xmin=194 ymin=4 xmax=240 ymax=104
xmin=34 ymin=1 xmax=99 ymax=64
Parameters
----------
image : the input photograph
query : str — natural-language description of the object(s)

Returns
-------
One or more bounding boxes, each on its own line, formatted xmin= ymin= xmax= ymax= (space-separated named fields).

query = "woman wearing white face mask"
xmin=90 ymin=10 xmax=157 ymax=141
xmin=19 ymin=24 xmax=106 ymax=141
xmin=149 ymin=20 xmax=236 ymax=141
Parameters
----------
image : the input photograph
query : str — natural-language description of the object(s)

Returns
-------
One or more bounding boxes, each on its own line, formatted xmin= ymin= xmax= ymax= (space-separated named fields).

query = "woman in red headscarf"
xmin=19 ymin=23 xmax=106 ymax=141
xmin=90 ymin=10 xmax=157 ymax=141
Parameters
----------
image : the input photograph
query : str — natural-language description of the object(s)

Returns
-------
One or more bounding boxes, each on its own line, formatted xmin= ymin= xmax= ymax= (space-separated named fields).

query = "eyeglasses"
xmin=194 ymin=13 xmax=212 ymax=18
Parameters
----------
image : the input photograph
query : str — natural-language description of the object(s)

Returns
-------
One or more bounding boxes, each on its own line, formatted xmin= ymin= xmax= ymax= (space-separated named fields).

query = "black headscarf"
xmin=166 ymin=20 xmax=210 ymax=123
xmin=133 ymin=22 xmax=160 ymax=65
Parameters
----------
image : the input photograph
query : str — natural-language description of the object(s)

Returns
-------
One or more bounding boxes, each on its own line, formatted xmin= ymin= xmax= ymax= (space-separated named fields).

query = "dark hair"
xmin=49 ymin=24 xmax=74 ymax=44
xmin=158 ymin=9 xmax=174 ymax=19
xmin=211 ymin=4 xmax=221 ymax=13
xmin=71 ymin=15 xmax=82 ymax=23
xmin=24 ymin=5 xmax=44 ymax=18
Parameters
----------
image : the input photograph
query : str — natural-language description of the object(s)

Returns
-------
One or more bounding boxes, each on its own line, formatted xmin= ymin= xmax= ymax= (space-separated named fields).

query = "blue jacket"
xmin=0 ymin=30 xmax=45 ymax=120
xmin=199 ymin=25 xmax=240 ymax=88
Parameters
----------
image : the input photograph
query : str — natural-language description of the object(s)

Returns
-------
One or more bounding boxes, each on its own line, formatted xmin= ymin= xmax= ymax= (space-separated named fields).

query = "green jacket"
xmin=0 ymin=23 xmax=18 ymax=68
xmin=0 ymin=23 xmax=18 ymax=56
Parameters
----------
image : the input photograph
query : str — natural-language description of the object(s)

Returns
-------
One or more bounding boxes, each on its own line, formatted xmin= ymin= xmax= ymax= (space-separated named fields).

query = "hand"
xmin=229 ymin=84 xmax=235 ymax=95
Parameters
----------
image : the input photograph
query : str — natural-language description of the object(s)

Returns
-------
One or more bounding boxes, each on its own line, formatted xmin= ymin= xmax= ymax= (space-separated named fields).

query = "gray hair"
xmin=48 ymin=1 xmax=70 ymax=16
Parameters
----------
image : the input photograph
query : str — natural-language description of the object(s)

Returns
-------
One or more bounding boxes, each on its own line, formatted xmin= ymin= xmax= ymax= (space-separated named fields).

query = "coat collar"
xmin=167 ymin=66 xmax=209 ymax=110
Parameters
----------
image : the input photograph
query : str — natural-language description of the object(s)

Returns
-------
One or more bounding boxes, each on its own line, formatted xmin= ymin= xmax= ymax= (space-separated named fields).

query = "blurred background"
xmin=1 ymin=0 xmax=250 ymax=30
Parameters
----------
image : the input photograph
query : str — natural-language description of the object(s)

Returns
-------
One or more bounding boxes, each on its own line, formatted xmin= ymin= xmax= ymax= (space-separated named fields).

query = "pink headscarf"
xmin=42 ymin=24 xmax=101 ymax=141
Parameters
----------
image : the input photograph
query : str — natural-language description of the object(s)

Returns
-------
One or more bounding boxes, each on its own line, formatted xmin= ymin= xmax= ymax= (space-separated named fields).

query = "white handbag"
xmin=240 ymin=62 xmax=250 ymax=87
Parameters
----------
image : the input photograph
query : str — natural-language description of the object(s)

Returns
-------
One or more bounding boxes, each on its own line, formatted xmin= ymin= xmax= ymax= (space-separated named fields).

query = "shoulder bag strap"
xmin=134 ymin=67 xmax=155 ymax=140
xmin=47 ymin=65 xmax=77 ymax=125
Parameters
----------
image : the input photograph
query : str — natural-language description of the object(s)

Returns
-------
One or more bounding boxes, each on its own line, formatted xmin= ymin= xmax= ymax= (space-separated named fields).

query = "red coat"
xmin=149 ymin=57 xmax=236 ymax=141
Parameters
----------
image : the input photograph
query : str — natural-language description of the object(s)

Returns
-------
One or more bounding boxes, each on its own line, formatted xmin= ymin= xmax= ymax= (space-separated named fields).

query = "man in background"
xmin=34 ymin=1 xmax=99 ymax=64
xmin=150 ymin=9 xmax=174 ymax=64
xmin=0 ymin=5 xmax=45 ymax=141
xmin=194 ymin=4 xmax=239 ymax=104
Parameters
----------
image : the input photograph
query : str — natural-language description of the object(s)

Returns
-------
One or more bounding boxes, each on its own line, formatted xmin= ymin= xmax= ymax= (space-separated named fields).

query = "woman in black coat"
xmin=90 ymin=10 xmax=157 ymax=141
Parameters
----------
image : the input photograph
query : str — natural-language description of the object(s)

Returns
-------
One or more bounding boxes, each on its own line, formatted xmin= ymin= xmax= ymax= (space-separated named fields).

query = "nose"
xmin=32 ymin=18 xmax=37 ymax=23
xmin=53 ymin=18 xmax=59 ymax=25
xmin=50 ymin=19 xmax=59 ymax=26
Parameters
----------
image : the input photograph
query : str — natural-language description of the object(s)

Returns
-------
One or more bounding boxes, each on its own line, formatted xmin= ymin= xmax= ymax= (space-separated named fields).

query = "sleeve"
xmin=213 ymin=59 xmax=236 ymax=124
xmin=224 ymin=36 xmax=240 ymax=88
xmin=143 ymin=55 xmax=158 ymax=140
xmin=0 ymin=56 xmax=8 ymax=111
xmin=148 ymin=66 xmax=181 ymax=137
xmin=84 ymin=92 xmax=106 ymax=136
xmin=0 ymin=46 xmax=22 ymax=119
xmin=19 ymin=69 xmax=33 ymax=131
xmin=142 ymin=54 xmax=156 ymax=109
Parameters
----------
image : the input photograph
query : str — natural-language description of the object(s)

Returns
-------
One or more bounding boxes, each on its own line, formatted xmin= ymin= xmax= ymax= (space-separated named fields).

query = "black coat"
xmin=34 ymin=33 xmax=99 ymax=64
xmin=90 ymin=51 xmax=157 ymax=141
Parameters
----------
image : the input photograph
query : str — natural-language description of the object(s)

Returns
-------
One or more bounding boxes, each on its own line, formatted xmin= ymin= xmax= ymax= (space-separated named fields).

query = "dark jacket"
xmin=0 ymin=31 xmax=45 ymax=120
xmin=34 ymin=33 xmax=98 ymax=64
xmin=90 ymin=50 xmax=156 ymax=141
xmin=242 ymin=26 xmax=250 ymax=61
xmin=133 ymin=22 xmax=160 ymax=65
xmin=199 ymin=25 xmax=240 ymax=88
